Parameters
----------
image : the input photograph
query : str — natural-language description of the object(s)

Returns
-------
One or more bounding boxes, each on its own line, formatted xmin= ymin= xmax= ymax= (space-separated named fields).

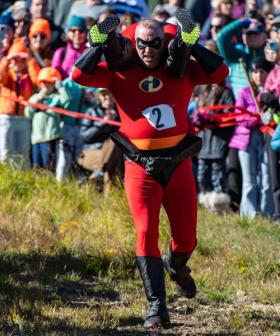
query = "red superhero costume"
xmin=72 ymin=17 xmax=229 ymax=328
xmin=72 ymin=56 xmax=228 ymax=256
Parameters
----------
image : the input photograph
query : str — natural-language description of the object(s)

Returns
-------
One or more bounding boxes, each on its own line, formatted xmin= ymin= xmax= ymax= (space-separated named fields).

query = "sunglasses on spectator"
xmin=221 ymin=1 xmax=232 ymax=5
xmin=69 ymin=28 xmax=85 ymax=33
xmin=32 ymin=33 xmax=47 ymax=39
xmin=211 ymin=25 xmax=222 ymax=31
xmin=136 ymin=37 xmax=163 ymax=50
xmin=14 ymin=19 xmax=29 ymax=25
xmin=267 ymin=14 xmax=275 ymax=20
xmin=271 ymin=26 xmax=280 ymax=32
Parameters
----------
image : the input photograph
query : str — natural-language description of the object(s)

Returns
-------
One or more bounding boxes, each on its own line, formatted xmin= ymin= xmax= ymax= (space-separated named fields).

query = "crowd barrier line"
xmin=0 ymin=96 xmax=275 ymax=136
xmin=0 ymin=94 xmax=122 ymax=127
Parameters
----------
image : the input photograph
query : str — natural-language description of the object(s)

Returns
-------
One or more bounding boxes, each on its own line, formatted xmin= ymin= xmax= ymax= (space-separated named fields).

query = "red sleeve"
xmin=189 ymin=60 xmax=229 ymax=86
xmin=71 ymin=61 xmax=113 ymax=89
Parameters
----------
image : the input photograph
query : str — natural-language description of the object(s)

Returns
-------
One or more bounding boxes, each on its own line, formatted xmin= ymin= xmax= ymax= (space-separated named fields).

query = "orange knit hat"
xmin=38 ymin=67 xmax=62 ymax=86
xmin=29 ymin=18 xmax=51 ymax=42
xmin=8 ymin=37 xmax=29 ymax=59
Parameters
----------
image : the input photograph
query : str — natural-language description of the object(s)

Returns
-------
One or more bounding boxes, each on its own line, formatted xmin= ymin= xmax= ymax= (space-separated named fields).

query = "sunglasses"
xmin=69 ymin=28 xmax=85 ymax=33
xmin=32 ymin=33 xmax=47 ymax=39
xmin=136 ymin=37 xmax=163 ymax=50
xmin=14 ymin=19 xmax=29 ymax=25
xmin=211 ymin=25 xmax=222 ymax=31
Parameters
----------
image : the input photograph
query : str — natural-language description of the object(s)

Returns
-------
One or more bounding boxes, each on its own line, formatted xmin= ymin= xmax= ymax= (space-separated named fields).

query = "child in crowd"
xmin=25 ymin=67 xmax=71 ymax=170
xmin=0 ymin=38 xmax=37 ymax=169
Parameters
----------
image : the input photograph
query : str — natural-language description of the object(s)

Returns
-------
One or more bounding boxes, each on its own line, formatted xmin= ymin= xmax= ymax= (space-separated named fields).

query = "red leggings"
xmin=124 ymin=159 xmax=197 ymax=257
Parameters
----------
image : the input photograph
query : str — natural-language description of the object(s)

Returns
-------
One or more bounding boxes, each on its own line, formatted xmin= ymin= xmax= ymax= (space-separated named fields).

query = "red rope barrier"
xmin=0 ymin=94 xmax=121 ymax=127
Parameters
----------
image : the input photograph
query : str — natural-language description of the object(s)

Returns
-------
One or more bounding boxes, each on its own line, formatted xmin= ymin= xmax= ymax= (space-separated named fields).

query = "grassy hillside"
xmin=0 ymin=165 xmax=279 ymax=335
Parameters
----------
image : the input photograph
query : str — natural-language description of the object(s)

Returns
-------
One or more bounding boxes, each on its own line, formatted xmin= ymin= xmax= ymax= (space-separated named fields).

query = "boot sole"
xmin=175 ymin=8 xmax=196 ymax=33
xmin=144 ymin=316 xmax=171 ymax=329
xmin=98 ymin=15 xmax=120 ymax=35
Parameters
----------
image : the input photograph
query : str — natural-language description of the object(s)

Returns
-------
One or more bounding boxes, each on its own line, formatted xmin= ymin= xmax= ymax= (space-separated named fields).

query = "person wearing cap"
xmin=0 ymin=14 xmax=14 ymax=57
xmin=29 ymin=18 xmax=53 ymax=69
xmin=51 ymin=16 xmax=88 ymax=181
xmin=51 ymin=15 xmax=87 ymax=79
xmin=29 ymin=0 xmax=64 ymax=50
xmin=24 ymin=67 xmax=71 ymax=170
xmin=229 ymin=57 xmax=274 ymax=219
xmin=217 ymin=17 xmax=267 ymax=98
xmin=0 ymin=38 xmax=38 ymax=169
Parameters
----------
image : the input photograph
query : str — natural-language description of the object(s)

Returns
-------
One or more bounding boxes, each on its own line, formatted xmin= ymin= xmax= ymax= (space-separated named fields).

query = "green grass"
xmin=0 ymin=164 xmax=279 ymax=335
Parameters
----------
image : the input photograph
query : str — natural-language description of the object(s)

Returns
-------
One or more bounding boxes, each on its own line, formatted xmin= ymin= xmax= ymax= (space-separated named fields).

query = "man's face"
xmin=135 ymin=26 xmax=164 ymax=69
xmin=30 ymin=0 xmax=47 ymax=20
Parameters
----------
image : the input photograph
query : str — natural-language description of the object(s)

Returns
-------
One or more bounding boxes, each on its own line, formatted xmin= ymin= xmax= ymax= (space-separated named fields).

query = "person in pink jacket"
xmin=229 ymin=57 xmax=274 ymax=218
xmin=260 ymin=60 xmax=280 ymax=223
xmin=51 ymin=15 xmax=87 ymax=79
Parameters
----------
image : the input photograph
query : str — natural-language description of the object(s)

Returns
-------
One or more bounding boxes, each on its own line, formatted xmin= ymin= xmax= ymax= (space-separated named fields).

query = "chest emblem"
xmin=139 ymin=76 xmax=163 ymax=93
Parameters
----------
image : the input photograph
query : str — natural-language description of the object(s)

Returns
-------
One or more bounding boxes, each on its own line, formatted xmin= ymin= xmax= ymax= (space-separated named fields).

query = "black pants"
xmin=226 ymin=147 xmax=242 ymax=212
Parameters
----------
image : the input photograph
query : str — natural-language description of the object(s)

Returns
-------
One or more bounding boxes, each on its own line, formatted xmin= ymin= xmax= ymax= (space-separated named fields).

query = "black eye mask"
xmin=136 ymin=37 xmax=163 ymax=50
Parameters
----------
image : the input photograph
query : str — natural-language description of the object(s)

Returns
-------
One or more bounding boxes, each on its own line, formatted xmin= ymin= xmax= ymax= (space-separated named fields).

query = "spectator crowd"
xmin=0 ymin=0 xmax=280 ymax=222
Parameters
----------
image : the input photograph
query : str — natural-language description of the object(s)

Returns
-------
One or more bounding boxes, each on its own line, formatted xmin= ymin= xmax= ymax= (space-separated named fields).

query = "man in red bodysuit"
xmin=72 ymin=15 xmax=229 ymax=329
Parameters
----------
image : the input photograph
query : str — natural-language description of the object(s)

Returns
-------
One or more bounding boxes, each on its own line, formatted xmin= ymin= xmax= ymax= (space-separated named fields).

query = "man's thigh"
xmin=163 ymin=159 xmax=197 ymax=253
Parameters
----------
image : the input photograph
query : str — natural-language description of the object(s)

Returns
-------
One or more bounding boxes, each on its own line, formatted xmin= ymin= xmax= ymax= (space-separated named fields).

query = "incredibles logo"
xmin=139 ymin=76 xmax=163 ymax=93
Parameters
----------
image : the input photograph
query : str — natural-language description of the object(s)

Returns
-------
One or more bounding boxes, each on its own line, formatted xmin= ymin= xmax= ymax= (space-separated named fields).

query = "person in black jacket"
xmin=195 ymin=82 xmax=235 ymax=195
xmin=78 ymin=88 xmax=123 ymax=190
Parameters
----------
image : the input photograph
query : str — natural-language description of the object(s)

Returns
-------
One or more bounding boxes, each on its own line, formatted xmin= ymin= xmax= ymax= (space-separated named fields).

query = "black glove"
xmin=260 ymin=91 xmax=279 ymax=109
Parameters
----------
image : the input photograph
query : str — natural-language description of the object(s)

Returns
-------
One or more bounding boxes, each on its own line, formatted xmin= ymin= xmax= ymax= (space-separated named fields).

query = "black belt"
xmin=111 ymin=132 xmax=202 ymax=187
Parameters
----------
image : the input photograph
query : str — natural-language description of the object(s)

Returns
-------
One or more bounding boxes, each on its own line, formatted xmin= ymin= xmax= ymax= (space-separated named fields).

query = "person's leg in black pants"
xmin=226 ymin=147 xmax=242 ymax=212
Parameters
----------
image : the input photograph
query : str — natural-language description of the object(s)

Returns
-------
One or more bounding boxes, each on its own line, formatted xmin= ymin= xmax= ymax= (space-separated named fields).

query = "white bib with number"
xmin=141 ymin=104 xmax=176 ymax=130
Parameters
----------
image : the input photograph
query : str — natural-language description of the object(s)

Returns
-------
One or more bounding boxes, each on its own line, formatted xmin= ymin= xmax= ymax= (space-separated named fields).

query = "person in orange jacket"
xmin=0 ymin=38 xmax=38 ymax=169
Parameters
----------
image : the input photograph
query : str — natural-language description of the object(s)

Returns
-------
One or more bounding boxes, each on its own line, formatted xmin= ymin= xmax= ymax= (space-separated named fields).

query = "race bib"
xmin=142 ymin=104 xmax=176 ymax=130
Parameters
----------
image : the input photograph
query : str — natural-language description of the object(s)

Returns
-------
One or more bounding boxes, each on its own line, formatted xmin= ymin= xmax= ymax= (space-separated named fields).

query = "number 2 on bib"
xmin=142 ymin=104 xmax=176 ymax=130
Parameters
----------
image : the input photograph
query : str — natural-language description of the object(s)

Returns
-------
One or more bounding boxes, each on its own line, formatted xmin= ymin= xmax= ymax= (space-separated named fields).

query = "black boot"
xmin=163 ymin=246 xmax=196 ymax=299
xmin=136 ymin=256 xmax=170 ymax=329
